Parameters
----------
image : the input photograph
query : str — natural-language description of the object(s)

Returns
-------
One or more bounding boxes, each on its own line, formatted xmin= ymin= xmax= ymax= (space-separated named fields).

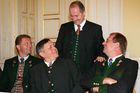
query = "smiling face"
xmin=40 ymin=41 xmax=58 ymax=60
xmin=16 ymin=38 xmax=32 ymax=57
xmin=69 ymin=5 xmax=85 ymax=25
xmin=102 ymin=35 xmax=116 ymax=57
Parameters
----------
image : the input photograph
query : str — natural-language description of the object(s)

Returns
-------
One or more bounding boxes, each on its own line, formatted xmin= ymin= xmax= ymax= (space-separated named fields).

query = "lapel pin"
xmin=116 ymin=60 xmax=123 ymax=66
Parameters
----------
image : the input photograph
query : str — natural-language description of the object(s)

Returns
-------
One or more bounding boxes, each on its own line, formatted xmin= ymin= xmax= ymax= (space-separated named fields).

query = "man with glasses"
xmin=88 ymin=32 xmax=138 ymax=93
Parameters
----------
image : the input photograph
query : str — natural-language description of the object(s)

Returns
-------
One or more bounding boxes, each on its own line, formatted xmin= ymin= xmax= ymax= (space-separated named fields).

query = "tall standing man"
xmin=91 ymin=32 xmax=138 ymax=93
xmin=55 ymin=1 xmax=105 ymax=73
xmin=0 ymin=34 xmax=42 ymax=93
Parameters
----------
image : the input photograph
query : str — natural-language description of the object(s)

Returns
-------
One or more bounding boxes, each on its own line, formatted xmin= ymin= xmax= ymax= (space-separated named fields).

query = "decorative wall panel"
xmin=37 ymin=0 xmax=62 ymax=43
xmin=43 ymin=18 xmax=60 ymax=42
xmin=43 ymin=0 xmax=60 ymax=15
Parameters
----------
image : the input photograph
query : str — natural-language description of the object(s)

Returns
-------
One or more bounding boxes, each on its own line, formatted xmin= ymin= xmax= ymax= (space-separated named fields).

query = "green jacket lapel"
xmin=104 ymin=55 xmax=125 ymax=77
xmin=11 ymin=57 xmax=19 ymax=79
xmin=23 ymin=55 xmax=33 ymax=79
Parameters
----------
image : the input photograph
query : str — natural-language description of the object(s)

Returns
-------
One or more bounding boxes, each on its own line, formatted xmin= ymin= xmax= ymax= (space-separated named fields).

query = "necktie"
xmin=108 ymin=58 xmax=113 ymax=67
xmin=76 ymin=25 xmax=80 ymax=35
xmin=11 ymin=58 xmax=24 ymax=93
xmin=20 ymin=58 xmax=24 ymax=63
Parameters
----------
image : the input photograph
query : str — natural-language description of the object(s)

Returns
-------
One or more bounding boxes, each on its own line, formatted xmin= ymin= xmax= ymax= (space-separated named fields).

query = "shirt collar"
xmin=74 ymin=19 xmax=86 ymax=31
xmin=108 ymin=54 xmax=123 ymax=63
xmin=44 ymin=60 xmax=55 ymax=67
xmin=18 ymin=55 xmax=29 ymax=62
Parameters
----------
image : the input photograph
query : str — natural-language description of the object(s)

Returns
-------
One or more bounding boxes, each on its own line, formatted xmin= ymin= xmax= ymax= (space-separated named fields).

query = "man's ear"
xmin=114 ymin=42 xmax=120 ymax=49
xmin=39 ymin=51 xmax=44 ymax=58
xmin=116 ymin=42 xmax=120 ymax=47
xmin=16 ymin=45 xmax=20 ymax=50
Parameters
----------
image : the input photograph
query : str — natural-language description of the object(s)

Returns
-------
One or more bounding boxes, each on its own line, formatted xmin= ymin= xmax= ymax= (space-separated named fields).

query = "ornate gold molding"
xmin=43 ymin=18 xmax=60 ymax=38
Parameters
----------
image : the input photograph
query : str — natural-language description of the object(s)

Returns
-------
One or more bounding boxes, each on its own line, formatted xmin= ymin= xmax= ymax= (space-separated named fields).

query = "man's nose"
xmin=102 ymin=41 xmax=106 ymax=45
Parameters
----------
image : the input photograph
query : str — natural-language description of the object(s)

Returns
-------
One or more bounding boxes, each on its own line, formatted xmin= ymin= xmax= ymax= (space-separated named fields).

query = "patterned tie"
xmin=11 ymin=58 xmax=25 ymax=93
xmin=76 ymin=25 xmax=80 ymax=35
xmin=108 ymin=58 xmax=113 ymax=67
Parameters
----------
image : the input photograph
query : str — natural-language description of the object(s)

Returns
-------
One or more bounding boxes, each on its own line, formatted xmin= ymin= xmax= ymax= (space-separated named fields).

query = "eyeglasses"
xmin=106 ymin=39 xmax=113 ymax=43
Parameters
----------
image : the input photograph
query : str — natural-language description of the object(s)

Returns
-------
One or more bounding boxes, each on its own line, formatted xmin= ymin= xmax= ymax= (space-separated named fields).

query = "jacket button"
xmin=25 ymin=85 xmax=28 ymax=88
xmin=48 ymin=81 xmax=51 ymax=84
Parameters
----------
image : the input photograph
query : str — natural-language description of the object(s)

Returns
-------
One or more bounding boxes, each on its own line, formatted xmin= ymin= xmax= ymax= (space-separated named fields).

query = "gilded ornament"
xmin=13 ymin=60 xmax=16 ymax=63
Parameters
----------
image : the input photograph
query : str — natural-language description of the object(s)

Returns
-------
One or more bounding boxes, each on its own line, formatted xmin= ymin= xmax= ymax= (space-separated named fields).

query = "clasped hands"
xmin=93 ymin=77 xmax=117 ymax=92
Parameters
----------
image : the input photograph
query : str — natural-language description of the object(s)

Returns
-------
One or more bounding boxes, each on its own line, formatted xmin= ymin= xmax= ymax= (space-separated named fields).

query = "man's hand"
xmin=94 ymin=56 xmax=105 ymax=62
xmin=93 ymin=87 xmax=99 ymax=92
xmin=103 ymin=77 xmax=117 ymax=85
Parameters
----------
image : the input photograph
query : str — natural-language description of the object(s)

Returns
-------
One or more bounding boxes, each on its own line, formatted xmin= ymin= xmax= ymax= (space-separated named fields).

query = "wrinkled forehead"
xmin=20 ymin=38 xmax=31 ymax=43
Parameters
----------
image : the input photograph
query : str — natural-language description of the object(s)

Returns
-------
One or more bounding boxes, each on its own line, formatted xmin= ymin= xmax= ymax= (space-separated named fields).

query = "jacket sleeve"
xmin=0 ymin=60 xmax=10 ymax=92
xmin=55 ymin=24 xmax=65 ymax=58
xmin=96 ymin=25 xmax=106 ymax=57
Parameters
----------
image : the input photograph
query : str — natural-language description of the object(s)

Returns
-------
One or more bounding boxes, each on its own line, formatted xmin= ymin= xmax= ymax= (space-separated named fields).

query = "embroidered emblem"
xmin=12 ymin=60 xmax=16 ymax=67
xmin=102 ymin=62 xmax=105 ymax=66
xmin=28 ymin=61 xmax=32 ymax=67
xmin=102 ymin=60 xmax=106 ymax=66
xmin=13 ymin=60 xmax=16 ymax=63
xmin=116 ymin=60 xmax=123 ymax=66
